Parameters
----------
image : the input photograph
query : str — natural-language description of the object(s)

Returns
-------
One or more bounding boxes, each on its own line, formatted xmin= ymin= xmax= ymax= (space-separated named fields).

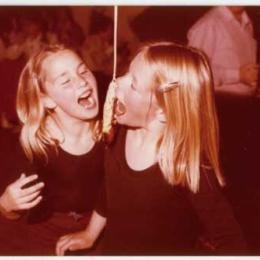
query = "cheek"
xmin=86 ymin=75 xmax=98 ymax=94
xmin=134 ymin=94 xmax=156 ymax=120
xmin=49 ymin=88 xmax=74 ymax=106
xmin=115 ymin=84 xmax=127 ymax=104
xmin=85 ymin=73 xmax=97 ymax=86
xmin=127 ymin=95 xmax=148 ymax=118
xmin=92 ymin=83 xmax=98 ymax=97
xmin=116 ymin=75 xmax=132 ymax=98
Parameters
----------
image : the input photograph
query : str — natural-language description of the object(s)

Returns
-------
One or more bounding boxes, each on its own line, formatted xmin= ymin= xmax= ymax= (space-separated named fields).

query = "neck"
xmin=49 ymin=113 xmax=93 ymax=145
xmin=128 ymin=120 xmax=165 ymax=148
xmin=125 ymin=120 xmax=165 ymax=171
xmin=50 ymin=114 xmax=96 ymax=155
xmin=60 ymin=118 xmax=91 ymax=142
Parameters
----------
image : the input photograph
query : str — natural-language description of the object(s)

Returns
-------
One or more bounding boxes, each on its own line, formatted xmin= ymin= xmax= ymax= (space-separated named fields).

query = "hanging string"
xmin=102 ymin=6 xmax=119 ymax=141
xmin=112 ymin=5 xmax=118 ymax=81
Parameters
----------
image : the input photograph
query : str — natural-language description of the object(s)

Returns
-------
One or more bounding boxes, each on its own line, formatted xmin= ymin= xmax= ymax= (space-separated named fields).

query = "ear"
xmin=155 ymin=108 xmax=166 ymax=124
xmin=40 ymin=94 xmax=57 ymax=110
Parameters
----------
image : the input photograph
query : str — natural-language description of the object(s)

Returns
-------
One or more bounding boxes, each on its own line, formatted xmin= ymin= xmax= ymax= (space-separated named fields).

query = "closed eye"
xmin=79 ymin=69 xmax=89 ymax=75
xmin=62 ymin=79 xmax=71 ymax=85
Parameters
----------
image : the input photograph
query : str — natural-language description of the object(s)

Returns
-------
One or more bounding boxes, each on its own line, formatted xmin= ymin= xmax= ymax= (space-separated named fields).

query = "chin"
xmin=115 ymin=116 xmax=126 ymax=126
xmin=116 ymin=117 xmax=141 ymax=128
xmin=88 ymin=110 xmax=99 ymax=120
xmin=79 ymin=109 xmax=99 ymax=121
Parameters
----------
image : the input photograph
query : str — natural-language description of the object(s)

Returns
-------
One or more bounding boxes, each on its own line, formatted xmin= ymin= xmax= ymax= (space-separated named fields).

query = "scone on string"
xmin=102 ymin=79 xmax=117 ymax=144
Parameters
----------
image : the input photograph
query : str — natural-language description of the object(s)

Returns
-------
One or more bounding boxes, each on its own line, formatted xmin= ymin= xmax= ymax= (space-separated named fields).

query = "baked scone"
xmin=102 ymin=80 xmax=117 ymax=140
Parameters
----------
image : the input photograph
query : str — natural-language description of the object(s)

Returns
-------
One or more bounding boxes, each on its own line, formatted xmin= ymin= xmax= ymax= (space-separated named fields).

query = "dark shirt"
xmin=96 ymin=127 xmax=247 ymax=255
xmin=0 ymin=129 xmax=104 ymax=223
xmin=0 ymin=128 xmax=32 ymax=193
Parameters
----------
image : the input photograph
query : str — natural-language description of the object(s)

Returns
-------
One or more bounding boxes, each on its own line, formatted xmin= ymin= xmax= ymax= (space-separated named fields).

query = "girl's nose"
xmin=76 ymin=77 xmax=87 ymax=89
xmin=115 ymin=75 xmax=126 ymax=89
xmin=115 ymin=74 xmax=129 ymax=94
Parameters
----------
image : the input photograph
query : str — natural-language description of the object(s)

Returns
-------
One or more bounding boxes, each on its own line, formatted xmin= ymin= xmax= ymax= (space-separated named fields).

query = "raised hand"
xmin=0 ymin=173 xmax=44 ymax=214
xmin=240 ymin=63 xmax=259 ymax=88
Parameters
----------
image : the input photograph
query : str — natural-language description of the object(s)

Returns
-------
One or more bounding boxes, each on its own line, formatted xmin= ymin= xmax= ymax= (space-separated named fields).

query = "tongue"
xmin=79 ymin=97 xmax=93 ymax=108
xmin=115 ymin=101 xmax=126 ymax=116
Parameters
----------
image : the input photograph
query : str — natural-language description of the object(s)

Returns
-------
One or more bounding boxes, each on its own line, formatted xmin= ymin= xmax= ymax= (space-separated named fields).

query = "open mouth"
xmin=77 ymin=89 xmax=96 ymax=109
xmin=115 ymin=99 xmax=126 ymax=117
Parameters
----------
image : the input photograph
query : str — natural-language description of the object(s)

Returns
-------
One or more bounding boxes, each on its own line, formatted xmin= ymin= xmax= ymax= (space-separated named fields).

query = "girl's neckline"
xmin=58 ymin=140 xmax=97 ymax=158
xmin=122 ymin=128 xmax=158 ymax=175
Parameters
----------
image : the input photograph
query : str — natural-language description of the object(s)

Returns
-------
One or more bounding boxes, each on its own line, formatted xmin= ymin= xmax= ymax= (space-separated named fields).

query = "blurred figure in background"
xmin=19 ymin=14 xmax=46 ymax=59
xmin=81 ymin=11 xmax=114 ymax=77
xmin=188 ymin=6 xmax=258 ymax=96
xmin=3 ymin=15 xmax=25 ymax=61
xmin=188 ymin=6 xmax=260 ymax=253
xmin=0 ymin=14 xmax=27 ymax=128
xmin=53 ymin=8 xmax=85 ymax=52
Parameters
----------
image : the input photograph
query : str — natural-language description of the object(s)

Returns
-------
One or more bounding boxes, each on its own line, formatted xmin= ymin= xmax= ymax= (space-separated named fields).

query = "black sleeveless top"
xmin=96 ymin=127 xmax=247 ymax=255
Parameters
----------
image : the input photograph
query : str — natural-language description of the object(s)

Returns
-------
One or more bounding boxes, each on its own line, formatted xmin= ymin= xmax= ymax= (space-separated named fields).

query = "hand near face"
xmin=0 ymin=173 xmax=44 ymax=216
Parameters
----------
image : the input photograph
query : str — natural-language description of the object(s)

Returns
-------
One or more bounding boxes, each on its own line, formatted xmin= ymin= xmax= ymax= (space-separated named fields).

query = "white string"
xmin=112 ymin=5 xmax=118 ymax=81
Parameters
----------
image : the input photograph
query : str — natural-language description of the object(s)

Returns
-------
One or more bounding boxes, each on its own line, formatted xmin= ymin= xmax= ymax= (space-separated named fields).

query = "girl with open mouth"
xmin=0 ymin=45 xmax=104 ymax=255
xmin=56 ymin=42 xmax=247 ymax=256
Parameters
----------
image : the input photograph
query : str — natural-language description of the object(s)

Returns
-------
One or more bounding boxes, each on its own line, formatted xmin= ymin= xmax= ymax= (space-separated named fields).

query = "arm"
xmin=187 ymin=170 xmax=247 ymax=254
xmin=55 ymin=210 xmax=107 ymax=256
xmin=56 ymin=178 xmax=107 ymax=256
xmin=0 ymin=173 xmax=44 ymax=219
xmin=0 ymin=199 xmax=20 ymax=220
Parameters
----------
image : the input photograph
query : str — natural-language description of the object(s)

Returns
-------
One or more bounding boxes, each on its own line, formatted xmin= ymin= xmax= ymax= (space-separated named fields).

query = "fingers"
xmin=4 ymin=173 xmax=44 ymax=211
xmin=18 ymin=195 xmax=42 ymax=210
xmin=19 ymin=190 xmax=41 ymax=204
xmin=244 ymin=63 xmax=259 ymax=70
xmin=250 ymin=81 xmax=258 ymax=88
xmin=56 ymin=235 xmax=73 ymax=256
xmin=19 ymin=173 xmax=26 ymax=179
xmin=248 ymin=64 xmax=259 ymax=71
xmin=16 ymin=174 xmax=39 ymax=188
xmin=20 ymin=182 xmax=44 ymax=197
xmin=56 ymin=234 xmax=85 ymax=256
xmin=69 ymin=242 xmax=83 ymax=251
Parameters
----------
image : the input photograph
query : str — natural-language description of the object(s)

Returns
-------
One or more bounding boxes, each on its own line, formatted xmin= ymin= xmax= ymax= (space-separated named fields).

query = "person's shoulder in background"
xmin=188 ymin=6 xmax=224 ymax=34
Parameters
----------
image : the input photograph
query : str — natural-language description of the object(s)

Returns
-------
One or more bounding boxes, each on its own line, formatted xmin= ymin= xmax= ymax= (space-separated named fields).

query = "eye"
xmin=61 ymin=79 xmax=71 ymax=85
xmin=79 ymin=68 xmax=89 ymax=75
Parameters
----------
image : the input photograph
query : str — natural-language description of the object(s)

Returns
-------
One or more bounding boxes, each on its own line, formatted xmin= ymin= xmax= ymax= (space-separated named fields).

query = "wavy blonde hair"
xmin=139 ymin=42 xmax=224 ymax=193
xmin=16 ymin=45 xmax=101 ymax=163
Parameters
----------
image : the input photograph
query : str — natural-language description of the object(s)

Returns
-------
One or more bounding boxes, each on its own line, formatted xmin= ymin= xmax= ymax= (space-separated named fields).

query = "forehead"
xmin=130 ymin=53 xmax=148 ymax=73
xmin=129 ymin=53 xmax=154 ymax=89
xmin=41 ymin=50 xmax=82 ymax=79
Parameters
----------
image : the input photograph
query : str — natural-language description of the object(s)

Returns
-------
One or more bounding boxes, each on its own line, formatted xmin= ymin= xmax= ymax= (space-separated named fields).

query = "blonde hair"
xmin=16 ymin=45 xmax=101 ymax=162
xmin=139 ymin=42 xmax=224 ymax=193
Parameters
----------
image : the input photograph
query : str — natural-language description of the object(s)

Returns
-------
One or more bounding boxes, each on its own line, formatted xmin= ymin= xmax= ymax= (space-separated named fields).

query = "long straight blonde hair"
xmin=16 ymin=45 xmax=101 ymax=163
xmin=139 ymin=42 xmax=224 ymax=193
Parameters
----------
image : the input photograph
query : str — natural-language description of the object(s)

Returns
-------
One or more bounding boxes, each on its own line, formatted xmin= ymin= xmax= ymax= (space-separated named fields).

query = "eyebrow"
xmin=54 ymin=61 xmax=88 ymax=82
xmin=53 ymin=62 xmax=87 ymax=82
